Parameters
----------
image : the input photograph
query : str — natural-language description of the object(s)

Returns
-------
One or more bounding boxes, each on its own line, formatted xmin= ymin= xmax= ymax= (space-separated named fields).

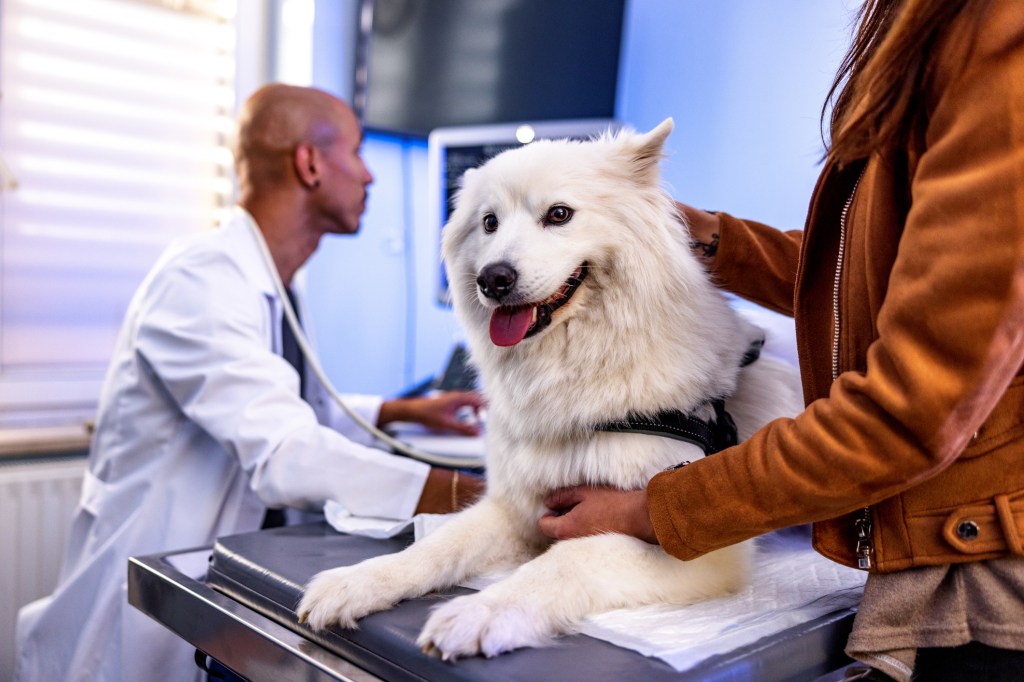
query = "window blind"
xmin=0 ymin=0 xmax=239 ymax=427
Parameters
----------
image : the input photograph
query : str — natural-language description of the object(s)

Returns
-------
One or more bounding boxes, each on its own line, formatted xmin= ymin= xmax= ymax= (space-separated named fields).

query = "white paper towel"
xmin=324 ymin=500 xmax=452 ymax=540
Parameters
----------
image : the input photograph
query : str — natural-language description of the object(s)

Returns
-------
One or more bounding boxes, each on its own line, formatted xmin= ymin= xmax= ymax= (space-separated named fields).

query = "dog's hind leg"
xmin=417 ymin=533 xmax=751 ymax=660
xmin=298 ymin=497 xmax=536 ymax=631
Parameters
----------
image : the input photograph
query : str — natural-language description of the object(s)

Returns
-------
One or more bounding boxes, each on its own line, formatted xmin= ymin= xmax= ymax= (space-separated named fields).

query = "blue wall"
xmin=619 ymin=1 xmax=852 ymax=229
xmin=304 ymin=134 xmax=466 ymax=395
xmin=305 ymin=1 xmax=856 ymax=396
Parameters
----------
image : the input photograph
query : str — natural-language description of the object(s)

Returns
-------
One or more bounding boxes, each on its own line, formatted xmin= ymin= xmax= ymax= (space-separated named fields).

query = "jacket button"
xmin=956 ymin=520 xmax=980 ymax=541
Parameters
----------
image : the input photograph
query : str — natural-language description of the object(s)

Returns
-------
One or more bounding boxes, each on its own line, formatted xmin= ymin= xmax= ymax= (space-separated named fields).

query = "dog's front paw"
xmin=417 ymin=594 xmax=551 ymax=660
xmin=297 ymin=565 xmax=400 ymax=631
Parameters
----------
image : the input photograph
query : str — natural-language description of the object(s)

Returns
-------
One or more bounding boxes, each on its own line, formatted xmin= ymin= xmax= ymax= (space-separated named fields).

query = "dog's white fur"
xmin=298 ymin=120 xmax=803 ymax=659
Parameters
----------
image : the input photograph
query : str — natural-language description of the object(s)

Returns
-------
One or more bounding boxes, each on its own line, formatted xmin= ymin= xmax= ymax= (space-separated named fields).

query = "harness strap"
xmin=741 ymin=333 xmax=765 ymax=367
xmin=592 ymin=336 xmax=763 ymax=457
xmin=595 ymin=399 xmax=737 ymax=455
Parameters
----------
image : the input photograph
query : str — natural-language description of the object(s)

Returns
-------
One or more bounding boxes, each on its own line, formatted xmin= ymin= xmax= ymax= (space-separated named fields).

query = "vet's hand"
xmin=379 ymin=391 xmax=486 ymax=436
xmin=538 ymin=485 xmax=658 ymax=545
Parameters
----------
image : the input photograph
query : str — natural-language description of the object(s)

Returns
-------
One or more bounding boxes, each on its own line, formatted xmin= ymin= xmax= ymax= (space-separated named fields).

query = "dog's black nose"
xmin=477 ymin=262 xmax=518 ymax=301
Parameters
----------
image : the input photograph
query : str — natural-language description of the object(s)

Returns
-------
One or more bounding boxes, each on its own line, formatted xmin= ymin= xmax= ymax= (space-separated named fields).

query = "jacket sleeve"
xmin=710 ymin=214 xmax=803 ymax=316
xmin=648 ymin=0 xmax=1024 ymax=560
xmin=136 ymin=252 xmax=429 ymax=520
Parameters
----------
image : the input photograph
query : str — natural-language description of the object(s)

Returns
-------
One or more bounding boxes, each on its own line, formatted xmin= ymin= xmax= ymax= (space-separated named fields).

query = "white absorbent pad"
xmin=324 ymin=505 xmax=865 ymax=673
xmin=579 ymin=529 xmax=866 ymax=672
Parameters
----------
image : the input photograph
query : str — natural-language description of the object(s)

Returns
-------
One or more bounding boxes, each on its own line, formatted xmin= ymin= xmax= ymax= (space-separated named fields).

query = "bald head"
xmin=233 ymin=84 xmax=357 ymax=193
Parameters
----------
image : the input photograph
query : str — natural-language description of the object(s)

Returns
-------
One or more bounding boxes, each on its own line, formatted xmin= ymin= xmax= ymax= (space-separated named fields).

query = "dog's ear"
xmin=617 ymin=118 xmax=673 ymax=182
xmin=460 ymin=167 xmax=480 ymax=189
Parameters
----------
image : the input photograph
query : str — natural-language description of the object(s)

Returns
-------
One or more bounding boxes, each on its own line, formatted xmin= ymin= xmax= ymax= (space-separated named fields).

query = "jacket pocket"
xmin=902 ymin=491 xmax=1024 ymax=565
xmin=940 ymin=492 xmax=1024 ymax=556
xmin=958 ymin=374 xmax=1024 ymax=459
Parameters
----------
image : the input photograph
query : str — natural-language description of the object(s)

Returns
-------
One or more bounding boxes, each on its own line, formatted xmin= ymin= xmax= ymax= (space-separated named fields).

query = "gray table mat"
xmin=206 ymin=522 xmax=854 ymax=681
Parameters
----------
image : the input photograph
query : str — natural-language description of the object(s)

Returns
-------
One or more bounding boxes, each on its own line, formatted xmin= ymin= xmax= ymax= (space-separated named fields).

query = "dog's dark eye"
xmin=482 ymin=213 xmax=499 ymax=233
xmin=545 ymin=205 xmax=573 ymax=226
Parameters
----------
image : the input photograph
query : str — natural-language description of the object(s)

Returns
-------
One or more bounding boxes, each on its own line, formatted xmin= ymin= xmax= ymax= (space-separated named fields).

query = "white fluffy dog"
xmin=298 ymin=120 xmax=803 ymax=659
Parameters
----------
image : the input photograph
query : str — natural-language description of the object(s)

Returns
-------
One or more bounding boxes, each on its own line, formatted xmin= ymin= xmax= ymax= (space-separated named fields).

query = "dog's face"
xmin=442 ymin=119 xmax=674 ymax=348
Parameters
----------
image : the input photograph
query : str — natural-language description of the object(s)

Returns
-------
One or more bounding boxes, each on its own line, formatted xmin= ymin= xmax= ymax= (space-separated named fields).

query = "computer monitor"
xmin=427 ymin=119 xmax=619 ymax=306
xmin=354 ymin=0 xmax=625 ymax=137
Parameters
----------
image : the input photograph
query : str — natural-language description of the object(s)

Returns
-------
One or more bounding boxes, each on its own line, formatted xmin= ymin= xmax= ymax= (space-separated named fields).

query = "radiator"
xmin=0 ymin=457 xmax=86 ymax=680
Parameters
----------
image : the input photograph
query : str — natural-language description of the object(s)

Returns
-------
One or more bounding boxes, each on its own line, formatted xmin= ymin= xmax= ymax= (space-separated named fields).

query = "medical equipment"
xmin=248 ymin=219 xmax=485 ymax=469
xmin=354 ymin=0 xmax=624 ymax=137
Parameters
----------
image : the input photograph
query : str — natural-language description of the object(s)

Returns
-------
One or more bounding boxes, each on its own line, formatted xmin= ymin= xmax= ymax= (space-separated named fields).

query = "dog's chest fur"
xmin=474 ymin=280 xmax=744 ymax=519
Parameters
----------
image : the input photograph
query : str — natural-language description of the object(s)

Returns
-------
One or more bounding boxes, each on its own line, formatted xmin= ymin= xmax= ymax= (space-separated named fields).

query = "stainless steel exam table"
xmin=128 ymin=523 xmax=858 ymax=681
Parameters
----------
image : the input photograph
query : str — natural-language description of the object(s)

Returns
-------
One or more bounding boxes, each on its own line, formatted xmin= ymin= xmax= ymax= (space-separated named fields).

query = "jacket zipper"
xmin=855 ymin=509 xmax=873 ymax=570
xmin=833 ymin=168 xmax=873 ymax=570
xmin=832 ymin=169 xmax=864 ymax=383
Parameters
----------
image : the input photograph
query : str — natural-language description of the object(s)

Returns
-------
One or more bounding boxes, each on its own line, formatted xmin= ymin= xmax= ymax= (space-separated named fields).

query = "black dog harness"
xmin=593 ymin=335 xmax=765 ymax=458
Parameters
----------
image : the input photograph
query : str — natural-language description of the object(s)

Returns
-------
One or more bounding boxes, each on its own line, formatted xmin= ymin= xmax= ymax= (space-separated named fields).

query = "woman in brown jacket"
xmin=539 ymin=0 xmax=1024 ymax=679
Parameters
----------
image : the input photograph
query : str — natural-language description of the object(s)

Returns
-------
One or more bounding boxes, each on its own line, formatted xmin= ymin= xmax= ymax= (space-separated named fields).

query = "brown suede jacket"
xmin=648 ymin=0 xmax=1024 ymax=572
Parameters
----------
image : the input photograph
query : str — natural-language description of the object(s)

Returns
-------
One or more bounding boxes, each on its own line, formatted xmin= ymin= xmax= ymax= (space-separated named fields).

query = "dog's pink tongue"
xmin=489 ymin=307 xmax=534 ymax=346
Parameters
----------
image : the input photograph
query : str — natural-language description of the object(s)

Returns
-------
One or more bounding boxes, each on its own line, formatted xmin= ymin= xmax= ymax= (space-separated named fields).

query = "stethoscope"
xmin=248 ymin=217 xmax=484 ymax=469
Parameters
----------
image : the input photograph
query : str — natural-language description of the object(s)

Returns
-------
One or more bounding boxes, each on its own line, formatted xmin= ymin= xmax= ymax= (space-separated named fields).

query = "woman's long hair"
xmin=823 ymin=0 xmax=989 ymax=165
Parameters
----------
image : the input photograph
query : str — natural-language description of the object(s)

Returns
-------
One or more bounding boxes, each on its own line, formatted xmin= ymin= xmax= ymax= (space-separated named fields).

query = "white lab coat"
xmin=15 ymin=208 xmax=429 ymax=682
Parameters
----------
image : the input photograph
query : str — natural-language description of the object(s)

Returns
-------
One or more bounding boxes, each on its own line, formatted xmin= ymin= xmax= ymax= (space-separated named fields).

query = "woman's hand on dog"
xmin=538 ymin=485 xmax=658 ymax=545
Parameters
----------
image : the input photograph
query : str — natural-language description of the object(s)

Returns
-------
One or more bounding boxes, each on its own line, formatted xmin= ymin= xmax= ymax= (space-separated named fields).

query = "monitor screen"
xmin=355 ymin=0 xmax=625 ymax=137
xmin=427 ymin=119 xmax=619 ymax=306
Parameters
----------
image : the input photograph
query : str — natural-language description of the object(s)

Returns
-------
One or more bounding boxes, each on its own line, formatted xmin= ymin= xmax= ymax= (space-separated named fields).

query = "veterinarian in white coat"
xmin=15 ymin=84 xmax=483 ymax=682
